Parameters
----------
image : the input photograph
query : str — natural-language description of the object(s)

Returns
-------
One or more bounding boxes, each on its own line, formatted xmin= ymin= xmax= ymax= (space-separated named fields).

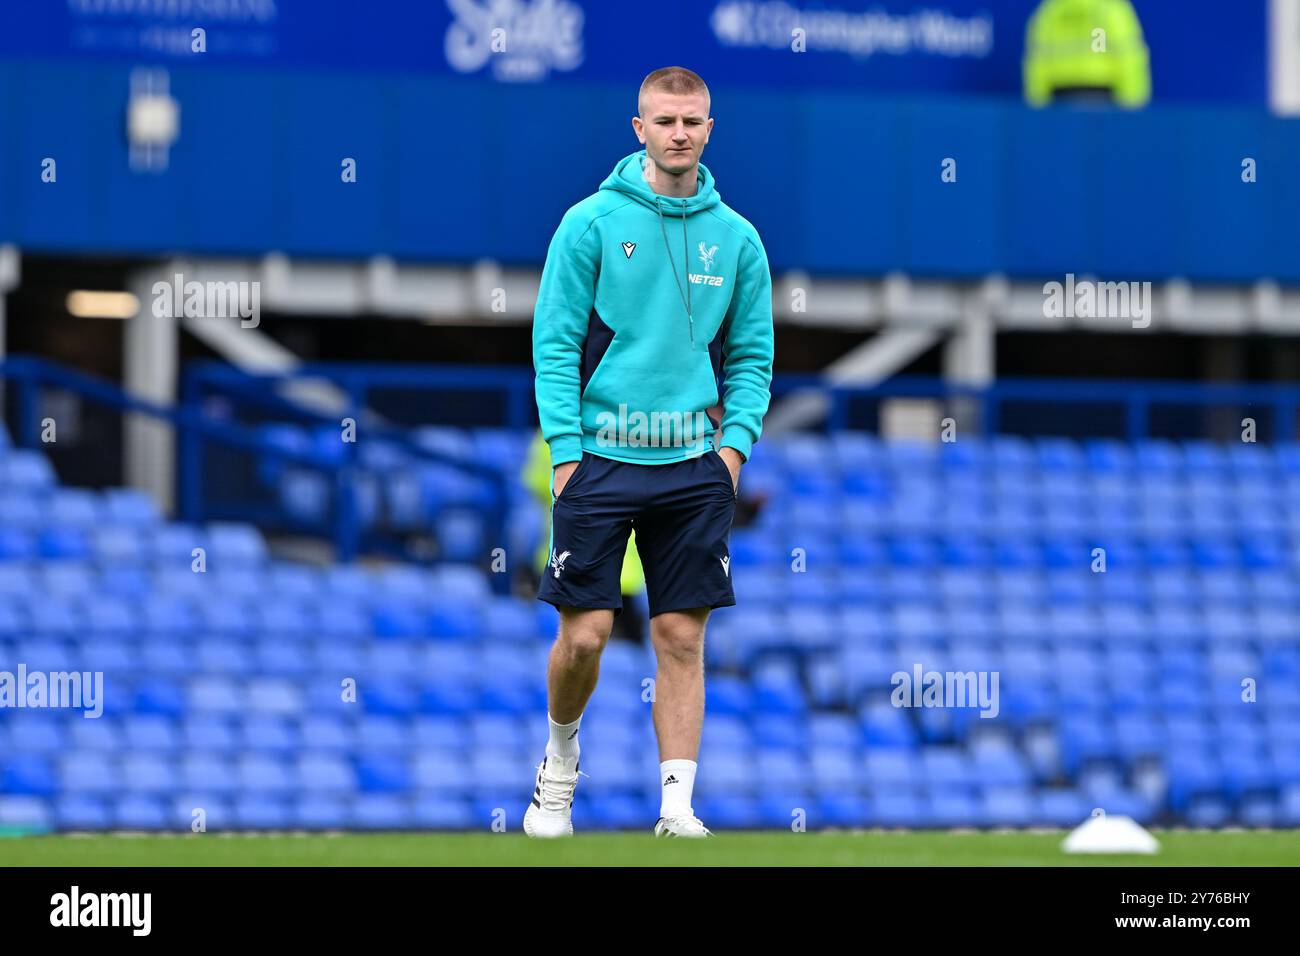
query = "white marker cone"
xmin=1061 ymin=808 xmax=1160 ymax=855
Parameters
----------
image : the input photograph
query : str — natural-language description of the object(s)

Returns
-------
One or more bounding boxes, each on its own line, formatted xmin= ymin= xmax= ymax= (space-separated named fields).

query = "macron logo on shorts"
xmin=719 ymin=556 xmax=730 ymax=577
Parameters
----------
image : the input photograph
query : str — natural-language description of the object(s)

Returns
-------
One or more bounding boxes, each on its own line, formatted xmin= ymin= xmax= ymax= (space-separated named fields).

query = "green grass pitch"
xmin=1 ymin=830 xmax=1297 ymax=866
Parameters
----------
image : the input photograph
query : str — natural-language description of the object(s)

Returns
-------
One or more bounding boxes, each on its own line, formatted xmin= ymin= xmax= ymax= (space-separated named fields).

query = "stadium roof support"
xmin=124 ymin=271 xmax=177 ymax=514
xmin=0 ymin=245 xmax=18 ymax=420
xmin=763 ymin=326 xmax=944 ymax=436
xmin=0 ymin=243 xmax=18 ymax=358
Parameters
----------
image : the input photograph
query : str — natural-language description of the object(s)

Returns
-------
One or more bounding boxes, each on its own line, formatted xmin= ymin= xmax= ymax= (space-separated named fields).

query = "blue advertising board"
xmin=0 ymin=1 xmax=1270 ymax=104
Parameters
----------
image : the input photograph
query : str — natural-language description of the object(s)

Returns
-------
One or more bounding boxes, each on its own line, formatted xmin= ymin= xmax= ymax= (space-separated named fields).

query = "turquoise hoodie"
xmin=533 ymin=150 xmax=774 ymax=466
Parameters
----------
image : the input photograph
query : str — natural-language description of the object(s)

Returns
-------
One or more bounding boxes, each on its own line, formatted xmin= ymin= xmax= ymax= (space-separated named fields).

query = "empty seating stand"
xmin=1 ymin=423 xmax=1298 ymax=831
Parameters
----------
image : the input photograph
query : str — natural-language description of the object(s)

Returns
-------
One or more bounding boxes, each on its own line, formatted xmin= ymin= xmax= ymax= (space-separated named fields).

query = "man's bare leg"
xmin=648 ymin=607 xmax=712 ymax=834
xmin=547 ymin=606 xmax=614 ymax=723
xmin=525 ymin=606 xmax=614 ymax=838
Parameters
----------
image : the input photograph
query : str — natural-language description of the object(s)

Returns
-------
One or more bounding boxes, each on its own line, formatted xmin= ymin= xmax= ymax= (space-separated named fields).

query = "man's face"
xmin=633 ymin=90 xmax=713 ymax=178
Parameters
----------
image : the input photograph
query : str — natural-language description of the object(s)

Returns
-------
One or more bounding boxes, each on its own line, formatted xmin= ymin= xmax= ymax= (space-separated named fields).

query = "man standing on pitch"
xmin=526 ymin=66 xmax=774 ymax=838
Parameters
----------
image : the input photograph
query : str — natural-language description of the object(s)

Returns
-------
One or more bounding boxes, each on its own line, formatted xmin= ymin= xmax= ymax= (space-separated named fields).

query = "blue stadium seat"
xmin=55 ymin=795 xmax=112 ymax=830
xmin=237 ymin=755 xmax=295 ymax=794
xmin=584 ymin=793 xmax=654 ymax=830
xmin=693 ymin=795 xmax=761 ymax=830
xmin=928 ymin=789 xmax=983 ymax=827
xmin=352 ymin=716 xmax=410 ymax=754
xmin=113 ymin=796 xmax=169 ymax=830
xmin=0 ymin=495 xmax=42 ymax=531
xmin=246 ymin=679 xmax=304 ymax=715
xmin=1186 ymin=795 xmax=1232 ymax=828
xmin=922 ymin=749 xmax=975 ymax=790
xmin=180 ymin=717 xmax=236 ymax=754
xmin=752 ymin=672 xmax=807 ymax=716
xmin=412 ymin=748 xmax=472 ymax=793
xmin=0 ymin=796 xmax=52 ymax=831
xmin=2 ymin=450 xmax=56 ymax=489
xmin=234 ymin=796 xmax=290 ymax=829
xmin=479 ymin=679 xmax=543 ymax=716
xmin=469 ymin=714 xmax=527 ymax=754
xmin=864 ymin=749 xmax=918 ymax=789
xmin=982 ymin=787 xmax=1034 ymax=827
xmin=869 ymin=790 xmax=925 ymax=827
xmin=4 ymin=716 xmax=66 ymax=754
xmin=102 ymin=489 xmax=159 ymax=526
xmin=2 ymin=755 xmax=57 ymax=796
xmin=294 ymin=797 xmax=350 ymax=829
xmin=120 ymin=755 xmax=179 ymax=794
xmin=205 ymin=522 xmax=269 ymax=567
xmin=1036 ymin=789 xmax=1090 ymax=827
xmin=696 ymin=748 xmax=751 ymax=794
xmin=39 ymin=527 xmax=90 ymax=560
xmin=1282 ymin=785 xmax=1300 ymax=827
xmin=418 ymin=681 xmax=477 ymax=716
xmin=813 ymin=793 xmax=868 ymax=827
xmin=360 ymin=680 xmax=419 ymax=717
xmin=482 ymin=600 xmax=538 ymax=641
xmin=240 ymin=716 xmax=300 ymax=755
xmin=754 ymin=752 xmax=807 ymax=793
xmin=133 ymin=680 xmax=187 ymax=718
xmin=123 ymin=716 xmax=181 ymax=752
xmin=862 ymin=704 xmax=918 ymax=748
xmin=1057 ymin=715 xmax=1119 ymax=775
xmin=1165 ymin=753 xmax=1223 ymax=813
xmin=412 ymin=796 xmax=476 ymax=829
xmin=427 ymin=605 xmax=480 ymax=641
xmin=705 ymin=677 xmax=753 ymax=717
xmin=353 ymin=795 xmax=410 ymax=829
xmin=810 ymin=748 xmax=861 ymax=791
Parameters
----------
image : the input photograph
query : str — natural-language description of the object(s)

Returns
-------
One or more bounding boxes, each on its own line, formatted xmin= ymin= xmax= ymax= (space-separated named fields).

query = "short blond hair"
xmin=638 ymin=66 xmax=710 ymax=116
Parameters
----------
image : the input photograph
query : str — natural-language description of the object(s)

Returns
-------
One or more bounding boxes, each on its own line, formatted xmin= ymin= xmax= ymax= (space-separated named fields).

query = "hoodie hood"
xmin=599 ymin=150 xmax=721 ymax=217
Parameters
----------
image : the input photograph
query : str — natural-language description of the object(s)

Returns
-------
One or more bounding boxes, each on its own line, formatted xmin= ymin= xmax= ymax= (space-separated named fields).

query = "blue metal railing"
xmin=187 ymin=361 xmax=1300 ymax=445
xmin=186 ymin=361 xmax=539 ymax=431
xmin=0 ymin=357 xmax=512 ymax=592
xmin=768 ymin=374 xmax=1300 ymax=443
xmin=183 ymin=362 xmax=514 ymax=586
xmin=7 ymin=356 xmax=1298 ymax=592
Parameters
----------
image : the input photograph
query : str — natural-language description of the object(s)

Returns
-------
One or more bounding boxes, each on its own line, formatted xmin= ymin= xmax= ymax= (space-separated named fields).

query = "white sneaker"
xmin=654 ymin=815 xmax=713 ymax=838
xmin=523 ymin=754 xmax=583 ymax=838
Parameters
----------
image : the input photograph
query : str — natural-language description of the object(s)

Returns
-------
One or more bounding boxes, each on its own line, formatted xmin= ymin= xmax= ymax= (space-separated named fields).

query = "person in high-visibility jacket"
xmin=1024 ymin=0 xmax=1151 ymax=108
xmin=523 ymin=430 xmax=647 ymax=643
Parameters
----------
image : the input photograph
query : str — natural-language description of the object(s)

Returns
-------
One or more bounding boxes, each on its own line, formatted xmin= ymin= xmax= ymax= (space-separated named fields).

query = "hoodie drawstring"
xmin=657 ymin=196 xmax=695 ymax=347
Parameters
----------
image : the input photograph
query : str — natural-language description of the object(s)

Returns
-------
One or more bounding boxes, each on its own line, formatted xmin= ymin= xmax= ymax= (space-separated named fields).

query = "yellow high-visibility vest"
xmin=523 ymin=431 xmax=645 ymax=594
xmin=1024 ymin=0 xmax=1151 ymax=108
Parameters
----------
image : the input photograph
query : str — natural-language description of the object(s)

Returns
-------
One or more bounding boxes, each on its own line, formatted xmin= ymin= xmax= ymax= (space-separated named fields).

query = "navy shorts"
xmin=538 ymin=449 xmax=737 ymax=618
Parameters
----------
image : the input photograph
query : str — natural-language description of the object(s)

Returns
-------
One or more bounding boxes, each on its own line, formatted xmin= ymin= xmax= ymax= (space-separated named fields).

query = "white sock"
xmin=547 ymin=713 xmax=582 ymax=761
xmin=659 ymin=759 xmax=697 ymax=819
